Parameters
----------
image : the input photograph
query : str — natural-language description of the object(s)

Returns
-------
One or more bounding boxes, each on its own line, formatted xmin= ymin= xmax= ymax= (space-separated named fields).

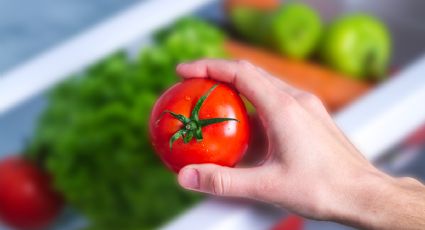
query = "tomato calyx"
xmin=157 ymin=84 xmax=239 ymax=151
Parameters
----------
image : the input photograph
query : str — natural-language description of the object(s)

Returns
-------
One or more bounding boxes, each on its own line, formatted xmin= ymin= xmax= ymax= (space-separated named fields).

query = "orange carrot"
xmin=224 ymin=40 xmax=372 ymax=112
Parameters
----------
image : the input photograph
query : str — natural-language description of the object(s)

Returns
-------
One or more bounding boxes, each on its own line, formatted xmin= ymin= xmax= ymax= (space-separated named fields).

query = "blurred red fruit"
xmin=0 ymin=156 xmax=63 ymax=229
xmin=272 ymin=215 xmax=304 ymax=230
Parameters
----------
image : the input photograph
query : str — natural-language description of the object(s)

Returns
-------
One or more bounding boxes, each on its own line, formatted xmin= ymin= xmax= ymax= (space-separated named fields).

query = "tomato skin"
xmin=149 ymin=79 xmax=250 ymax=173
xmin=0 ymin=156 xmax=63 ymax=229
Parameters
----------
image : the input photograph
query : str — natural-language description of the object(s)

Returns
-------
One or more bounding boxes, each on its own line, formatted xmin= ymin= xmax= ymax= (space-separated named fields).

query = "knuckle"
xmin=266 ymin=93 xmax=301 ymax=126
xmin=297 ymin=93 xmax=318 ymax=104
xmin=264 ymin=93 xmax=299 ymax=121
xmin=296 ymin=93 xmax=323 ymax=109
xmin=277 ymin=92 xmax=298 ymax=110
xmin=210 ymin=171 xmax=229 ymax=196
xmin=255 ymin=66 xmax=270 ymax=76
xmin=236 ymin=59 xmax=255 ymax=70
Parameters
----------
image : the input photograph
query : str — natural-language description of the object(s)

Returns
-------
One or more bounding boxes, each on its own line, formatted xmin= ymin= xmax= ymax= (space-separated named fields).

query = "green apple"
xmin=320 ymin=14 xmax=391 ymax=80
xmin=230 ymin=7 xmax=268 ymax=44
xmin=269 ymin=3 xmax=322 ymax=59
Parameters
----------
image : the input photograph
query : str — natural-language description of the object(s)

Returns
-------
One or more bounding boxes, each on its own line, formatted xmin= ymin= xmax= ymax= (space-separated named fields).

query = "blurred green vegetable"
xmin=320 ymin=14 xmax=391 ymax=80
xmin=230 ymin=7 xmax=268 ymax=44
xmin=29 ymin=17 xmax=226 ymax=230
xmin=268 ymin=3 xmax=322 ymax=59
xmin=229 ymin=3 xmax=322 ymax=59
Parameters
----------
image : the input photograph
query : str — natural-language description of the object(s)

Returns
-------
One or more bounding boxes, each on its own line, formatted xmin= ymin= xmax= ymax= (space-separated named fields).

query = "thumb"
xmin=178 ymin=164 xmax=261 ymax=198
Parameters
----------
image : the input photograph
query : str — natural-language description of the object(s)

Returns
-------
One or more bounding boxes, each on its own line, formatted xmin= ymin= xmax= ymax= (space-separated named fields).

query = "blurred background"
xmin=0 ymin=0 xmax=138 ymax=73
xmin=0 ymin=0 xmax=425 ymax=229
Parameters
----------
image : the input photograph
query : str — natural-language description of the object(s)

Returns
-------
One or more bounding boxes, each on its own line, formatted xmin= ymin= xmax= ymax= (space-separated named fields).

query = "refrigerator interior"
xmin=1 ymin=0 xmax=425 ymax=229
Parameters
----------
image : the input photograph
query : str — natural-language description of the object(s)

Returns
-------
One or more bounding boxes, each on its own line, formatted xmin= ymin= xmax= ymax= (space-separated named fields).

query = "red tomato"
xmin=149 ymin=79 xmax=250 ymax=172
xmin=0 ymin=156 xmax=63 ymax=229
xmin=272 ymin=215 xmax=304 ymax=230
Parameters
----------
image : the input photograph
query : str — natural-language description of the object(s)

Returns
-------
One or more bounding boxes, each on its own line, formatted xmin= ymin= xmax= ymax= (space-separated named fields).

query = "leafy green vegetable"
xmin=29 ymin=17 xmax=226 ymax=230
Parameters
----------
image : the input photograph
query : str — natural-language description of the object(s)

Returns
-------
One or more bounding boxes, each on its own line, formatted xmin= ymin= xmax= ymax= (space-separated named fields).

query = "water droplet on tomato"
xmin=184 ymin=96 xmax=191 ymax=101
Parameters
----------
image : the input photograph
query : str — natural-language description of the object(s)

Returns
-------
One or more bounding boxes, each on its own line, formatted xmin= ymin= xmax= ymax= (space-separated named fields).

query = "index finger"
xmin=176 ymin=59 xmax=284 ymax=114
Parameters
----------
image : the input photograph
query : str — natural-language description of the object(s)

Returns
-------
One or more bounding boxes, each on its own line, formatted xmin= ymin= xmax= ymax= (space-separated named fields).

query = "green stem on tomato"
xmin=157 ymin=84 xmax=239 ymax=151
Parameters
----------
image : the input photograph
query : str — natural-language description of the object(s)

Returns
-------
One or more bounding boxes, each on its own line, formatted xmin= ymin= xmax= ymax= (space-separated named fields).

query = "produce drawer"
xmin=1 ymin=0 xmax=425 ymax=229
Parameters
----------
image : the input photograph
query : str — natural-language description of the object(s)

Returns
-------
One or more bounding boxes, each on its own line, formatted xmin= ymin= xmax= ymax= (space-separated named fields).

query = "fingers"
xmin=255 ymin=65 xmax=330 ymax=119
xmin=178 ymin=164 xmax=266 ymax=198
xmin=177 ymin=59 xmax=330 ymax=123
xmin=255 ymin=66 xmax=301 ymax=95
xmin=176 ymin=59 xmax=285 ymax=114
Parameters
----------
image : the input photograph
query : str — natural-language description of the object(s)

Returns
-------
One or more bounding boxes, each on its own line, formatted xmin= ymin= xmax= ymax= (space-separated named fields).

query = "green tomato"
xmin=269 ymin=3 xmax=322 ymax=59
xmin=320 ymin=14 xmax=391 ymax=80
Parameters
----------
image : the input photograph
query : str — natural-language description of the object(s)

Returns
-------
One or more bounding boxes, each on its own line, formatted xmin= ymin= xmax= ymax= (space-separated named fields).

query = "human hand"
xmin=175 ymin=59 xmax=425 ymax=229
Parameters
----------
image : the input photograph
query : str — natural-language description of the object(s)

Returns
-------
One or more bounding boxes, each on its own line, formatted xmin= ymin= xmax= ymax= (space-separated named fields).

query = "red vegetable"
xmin=272 ymin=215 xmax=304 ymax=230
xmin=0 ymin=156 xmax=63 ymax=229
xmin=149 ymin=79 xmax=250 ymax=172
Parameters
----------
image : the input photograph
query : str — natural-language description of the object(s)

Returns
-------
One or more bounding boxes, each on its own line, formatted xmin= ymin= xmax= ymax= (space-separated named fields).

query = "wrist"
xmin=329 ymin=168 xmax=425 ymax=229
xmin=328 ymin=168 xmax=398 ymax=229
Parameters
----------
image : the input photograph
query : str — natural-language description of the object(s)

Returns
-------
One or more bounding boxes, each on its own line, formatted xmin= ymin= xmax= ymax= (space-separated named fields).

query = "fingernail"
xmin=179 ymin=167 xmax=200 ymax=190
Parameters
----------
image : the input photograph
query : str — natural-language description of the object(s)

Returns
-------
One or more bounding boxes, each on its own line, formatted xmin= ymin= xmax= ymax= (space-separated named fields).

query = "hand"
xmin=175 ymin=59 xmax=425 ymax=229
